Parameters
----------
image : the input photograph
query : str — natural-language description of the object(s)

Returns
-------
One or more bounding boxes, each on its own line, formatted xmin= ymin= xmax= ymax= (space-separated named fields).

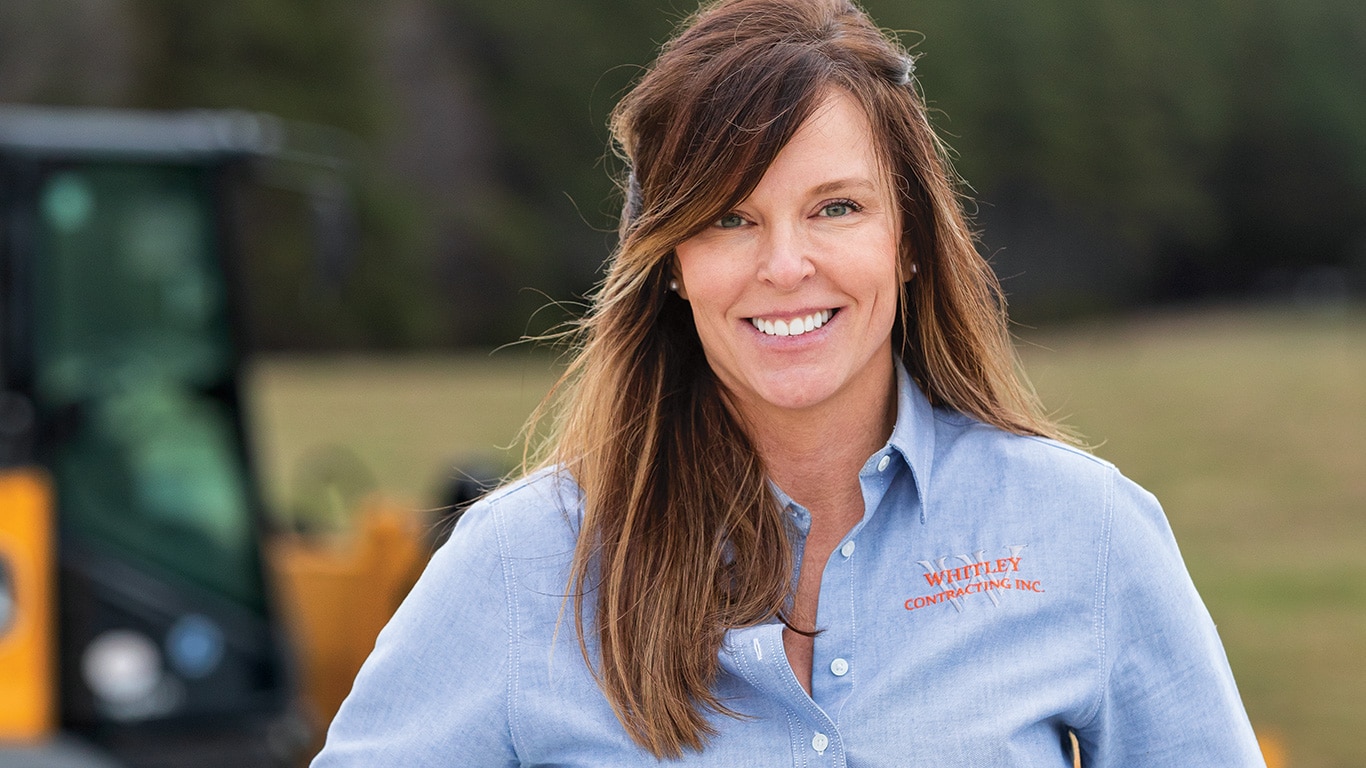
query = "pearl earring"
xmin=909 ymin=263 xmax=918 ymax=275
xmin=669 ymin=279 xmax=679 ymax=292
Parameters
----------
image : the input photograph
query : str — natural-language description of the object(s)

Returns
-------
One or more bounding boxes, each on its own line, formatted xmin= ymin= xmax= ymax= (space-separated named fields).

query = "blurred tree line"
xmin=1 ymin=0 xmax=1362 ymax=347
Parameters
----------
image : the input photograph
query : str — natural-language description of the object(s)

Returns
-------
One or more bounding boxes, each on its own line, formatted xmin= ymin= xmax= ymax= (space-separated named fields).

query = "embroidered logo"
xmin=904 ymin=544 xmax=1043 ymax=613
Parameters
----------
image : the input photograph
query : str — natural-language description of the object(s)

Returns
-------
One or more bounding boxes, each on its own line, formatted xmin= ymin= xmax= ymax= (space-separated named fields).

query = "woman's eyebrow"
xmin=809 ymin=177 xmax=879 ymax=197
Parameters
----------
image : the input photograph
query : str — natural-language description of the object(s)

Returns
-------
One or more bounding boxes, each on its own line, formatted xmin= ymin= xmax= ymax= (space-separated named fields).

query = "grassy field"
xmin=247 ymin=305 xmax=1365 ymax=767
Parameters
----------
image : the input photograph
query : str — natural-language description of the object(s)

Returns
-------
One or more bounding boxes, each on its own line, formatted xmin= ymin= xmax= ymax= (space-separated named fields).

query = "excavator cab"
xmin=0 ymin=106 xmax=342 ymax=767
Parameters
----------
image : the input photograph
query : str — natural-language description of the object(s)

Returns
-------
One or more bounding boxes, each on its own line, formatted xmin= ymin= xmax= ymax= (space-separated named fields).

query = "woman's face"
xmin=674 ymin=89 xmax=902 ymax=423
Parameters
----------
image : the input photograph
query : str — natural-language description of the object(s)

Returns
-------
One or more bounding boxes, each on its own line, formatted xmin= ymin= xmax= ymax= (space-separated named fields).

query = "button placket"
xmin=826 ymin=539 xmax=854 ymax=685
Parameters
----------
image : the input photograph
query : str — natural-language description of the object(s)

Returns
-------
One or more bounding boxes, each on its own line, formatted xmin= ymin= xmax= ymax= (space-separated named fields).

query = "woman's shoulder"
xmin=480 ymin=465 xmax=584 ymax=519
xmin=929 ymin=406 xmax=1166 ymax=538
xmin=931 ymin=407 xmax=1115 ymax=483
xmin=443 ymin=465 xmax=584 ymax=560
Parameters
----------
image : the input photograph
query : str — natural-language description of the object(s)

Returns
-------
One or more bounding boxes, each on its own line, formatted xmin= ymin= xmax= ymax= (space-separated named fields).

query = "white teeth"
xmin=750 ymin=309 xmax=834 ymax=337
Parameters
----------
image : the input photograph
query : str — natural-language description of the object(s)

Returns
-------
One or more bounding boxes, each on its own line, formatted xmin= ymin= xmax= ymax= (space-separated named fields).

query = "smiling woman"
xmin=312 ymin=1 xmax=1266 ymax=766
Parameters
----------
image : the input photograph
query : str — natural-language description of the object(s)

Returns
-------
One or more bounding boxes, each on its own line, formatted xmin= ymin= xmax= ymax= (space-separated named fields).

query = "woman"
xmin=314 ymin=0 xmax=1264 ymax=764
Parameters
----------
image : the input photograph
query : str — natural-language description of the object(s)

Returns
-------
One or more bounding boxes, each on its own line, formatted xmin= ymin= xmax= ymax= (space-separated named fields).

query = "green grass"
xmin=248 ymin=305 xmax=1366 ymax=767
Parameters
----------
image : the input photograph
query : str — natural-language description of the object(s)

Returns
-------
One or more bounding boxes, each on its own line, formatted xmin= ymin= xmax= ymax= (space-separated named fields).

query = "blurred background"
xmin=0 ymin=0 xmax=1361 ymax=766
xmin=5 ymin=0 xmax=1364 ymax=349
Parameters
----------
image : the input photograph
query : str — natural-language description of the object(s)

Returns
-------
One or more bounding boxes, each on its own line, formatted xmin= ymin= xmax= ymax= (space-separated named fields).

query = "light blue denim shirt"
xmin=314 ymin=363 xmax=1264 ymax=766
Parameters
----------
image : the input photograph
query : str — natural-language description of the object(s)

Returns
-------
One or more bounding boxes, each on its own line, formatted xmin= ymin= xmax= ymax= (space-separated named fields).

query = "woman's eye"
xmin=716 ymin=213 xmax=746 ymax=229
xmin=820 ymin=200 xmax=859 ymax=218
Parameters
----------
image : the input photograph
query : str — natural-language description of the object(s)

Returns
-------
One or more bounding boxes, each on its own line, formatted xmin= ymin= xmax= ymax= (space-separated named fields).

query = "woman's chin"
xmin=734 ymin=376 xmax=844 ymax=416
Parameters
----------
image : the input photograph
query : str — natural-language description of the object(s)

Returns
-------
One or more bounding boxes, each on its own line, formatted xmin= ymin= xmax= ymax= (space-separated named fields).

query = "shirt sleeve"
xmin=310 ymin=497 xmax=519 ymax=767
xmin=1075 ymin=469 xmax=1265 ymax=767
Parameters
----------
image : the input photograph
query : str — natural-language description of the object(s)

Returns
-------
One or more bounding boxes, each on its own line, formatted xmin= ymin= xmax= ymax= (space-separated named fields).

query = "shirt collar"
xmin=888 ymin=357 xmax=936 ymax=523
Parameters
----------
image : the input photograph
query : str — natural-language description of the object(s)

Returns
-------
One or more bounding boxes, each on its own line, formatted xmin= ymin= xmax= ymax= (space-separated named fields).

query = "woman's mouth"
xmin=748 ymin=309 xmax=836 ymax=337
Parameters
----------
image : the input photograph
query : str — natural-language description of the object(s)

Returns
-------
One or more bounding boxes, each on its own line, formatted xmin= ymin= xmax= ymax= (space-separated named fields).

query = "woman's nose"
xmin=756 ymin=225 xmax=815 ymax=289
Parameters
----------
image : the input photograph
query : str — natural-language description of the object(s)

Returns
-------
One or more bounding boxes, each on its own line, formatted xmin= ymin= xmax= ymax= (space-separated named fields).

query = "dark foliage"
xmin=3 ymin=0 xmax=1361 ymax=346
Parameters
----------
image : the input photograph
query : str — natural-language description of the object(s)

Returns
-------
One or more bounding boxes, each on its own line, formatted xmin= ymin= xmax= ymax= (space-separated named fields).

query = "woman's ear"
xmin=900 ymin=242 xmax=918 ymax=282
xmin=900 ymin=253 xmax=918 ymax=283
xmin=670 ymin=261 xmax=689 ymax=300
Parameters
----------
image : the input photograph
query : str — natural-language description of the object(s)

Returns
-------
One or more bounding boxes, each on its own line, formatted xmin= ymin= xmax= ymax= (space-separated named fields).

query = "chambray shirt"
xmin=314 ymin=363 xmax=1264 ymax=767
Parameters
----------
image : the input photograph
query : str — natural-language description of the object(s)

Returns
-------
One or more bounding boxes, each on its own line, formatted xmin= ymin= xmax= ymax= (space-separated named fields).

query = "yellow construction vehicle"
xmin=0 ymin=104 xmax=428 ymax=767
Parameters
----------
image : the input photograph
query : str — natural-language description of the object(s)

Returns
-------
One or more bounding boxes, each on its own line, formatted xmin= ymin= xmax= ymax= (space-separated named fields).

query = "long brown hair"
xmin=532 ymin=0 xmax=1068 ymax=757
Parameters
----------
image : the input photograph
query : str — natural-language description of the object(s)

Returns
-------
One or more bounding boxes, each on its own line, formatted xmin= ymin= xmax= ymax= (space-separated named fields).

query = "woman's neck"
xmin=738 ymin=363 xmax=898 ymax=515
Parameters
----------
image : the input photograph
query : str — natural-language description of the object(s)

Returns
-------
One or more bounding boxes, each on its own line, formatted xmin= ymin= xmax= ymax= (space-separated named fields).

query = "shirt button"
xmin=876 ymin=454 xmax=891 ymax=472
xmin=840 ymin=540 xmax=856 ymax=558
xmin=811 ymin=732 xmax=829 ymax=753
xmin=830 ymin=657 xmax=849 ymax=676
